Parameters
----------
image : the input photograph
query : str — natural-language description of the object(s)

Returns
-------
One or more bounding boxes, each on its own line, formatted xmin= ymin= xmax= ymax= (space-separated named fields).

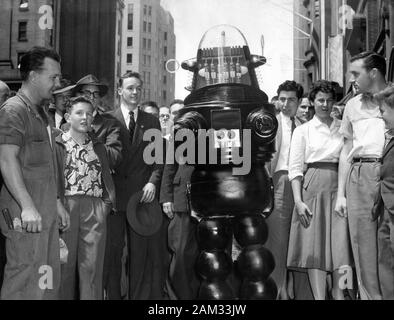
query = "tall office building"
xmin=0 ymin=0 xmax=58 ymax=91
xmin=59 ymin=0 xmax=124 ymax=107
xmin=122 ymin=0 xmax=176 ymax=107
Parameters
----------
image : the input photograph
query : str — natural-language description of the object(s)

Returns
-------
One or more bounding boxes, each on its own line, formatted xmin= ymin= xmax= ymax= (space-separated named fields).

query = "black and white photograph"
xmin=0 ymin=0 xmax=393 ymax=307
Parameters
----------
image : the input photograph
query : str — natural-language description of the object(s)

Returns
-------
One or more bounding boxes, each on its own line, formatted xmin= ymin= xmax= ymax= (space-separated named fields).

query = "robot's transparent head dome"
xmin=193 ymin=25 xmax=252 ymax=90
xmin=198 ymin=25 xmax=249 ymax=50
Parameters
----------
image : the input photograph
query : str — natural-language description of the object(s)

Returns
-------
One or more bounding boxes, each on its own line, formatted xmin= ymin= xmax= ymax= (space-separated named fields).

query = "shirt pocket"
xmin=24 ymin=140 xmax=52 ymax=167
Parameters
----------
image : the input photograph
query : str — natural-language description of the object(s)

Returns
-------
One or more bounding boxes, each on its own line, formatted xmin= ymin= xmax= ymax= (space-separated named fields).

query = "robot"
xmin=175 ymin=25 xmax=278 ymax=300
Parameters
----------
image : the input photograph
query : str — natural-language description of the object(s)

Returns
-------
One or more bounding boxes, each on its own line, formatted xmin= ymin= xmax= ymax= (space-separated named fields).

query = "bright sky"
xmin=161 ymin=0 xmax=294 ymax=100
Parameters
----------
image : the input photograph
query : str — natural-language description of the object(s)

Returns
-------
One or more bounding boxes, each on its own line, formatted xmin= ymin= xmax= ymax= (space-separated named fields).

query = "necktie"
xmin=129 ymin=110 xmax=136 ymax=139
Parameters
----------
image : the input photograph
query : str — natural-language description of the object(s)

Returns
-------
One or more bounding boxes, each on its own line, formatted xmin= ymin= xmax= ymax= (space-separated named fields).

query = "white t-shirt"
xmin=339 ymin=94 xmax=385 ymax=161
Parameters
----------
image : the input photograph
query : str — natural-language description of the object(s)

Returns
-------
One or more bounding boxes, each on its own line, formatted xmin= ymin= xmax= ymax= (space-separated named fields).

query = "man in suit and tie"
xmin=104 ymin=72 xmax=164 ymax=300
xmin=265 ymin=80 xmax=304 ymax=300
xmin=373 ymin=85 xmax=394 ymax=300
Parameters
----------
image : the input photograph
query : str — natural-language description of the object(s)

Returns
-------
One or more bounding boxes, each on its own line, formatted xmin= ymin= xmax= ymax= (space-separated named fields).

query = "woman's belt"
xmin=307 ymin=162 xmax=338 ymax=169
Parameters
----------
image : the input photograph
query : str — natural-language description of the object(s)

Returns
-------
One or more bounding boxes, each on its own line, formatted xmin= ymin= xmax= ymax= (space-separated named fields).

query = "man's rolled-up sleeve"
xmin=0 ymin=106 xmax=25 ymax=147
xmin=339 ymin=104 xmax=353 ymax=140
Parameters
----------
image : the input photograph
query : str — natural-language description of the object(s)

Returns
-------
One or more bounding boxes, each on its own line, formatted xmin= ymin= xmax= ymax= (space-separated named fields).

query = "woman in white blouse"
xmin=287 ymin=81 xmax=353 ymax=300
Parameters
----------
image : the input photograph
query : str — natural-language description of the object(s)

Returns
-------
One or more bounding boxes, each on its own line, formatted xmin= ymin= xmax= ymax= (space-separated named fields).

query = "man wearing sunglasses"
xmin=71 ymin=75 xmax=123 ymax=170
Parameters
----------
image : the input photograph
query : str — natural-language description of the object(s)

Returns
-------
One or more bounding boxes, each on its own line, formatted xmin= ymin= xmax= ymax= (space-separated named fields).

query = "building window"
xmin=146 ymin=89 xmax=150 ymax=100
xmin=162 ymin=90 xmax=167 ymax=100
xmin=147 ymin=72 xmax=151 ymax=85
xmin=127 ymin=37 xmax=133 ymax=47
xmin=164 ymin=46 xmax=167 ymax=56
xmin=163 ymin=75 xmax=167 ymax=84
xmin=127 ymin=54 xmax=133 ymax=64
xmin=127 ymin=4 xmax=133 ymax=30
xmin=147 ymin=55 xmax=151 ymax=66
xmin=143 ymin=38 xmax=147 ymax=50
xmin=18 ymin=21 xmax=27 ymax=41
xmin=143 ymin=21 xmax=147 ymax=32
xmin=143 ymin=5 xmax=147 ymax=15
xmin=148 ymin=23 xmax=152 ymax=33
xmin=19 ymin=0 xmax=29 ymax=11
xmin=164 ymin=32 xmax=167 ymax=41
xmin=148 ymin=39 xmax=151 ymax=50
xmin=128 ymin=14 xmax=133 ymax=30
xmin=314 ymin=0 xmax=320 ymax=18
xmin=163 ymin=61 xmax=167 ymax=70
xmin=148 ymin=6 xmax=152 ymax=16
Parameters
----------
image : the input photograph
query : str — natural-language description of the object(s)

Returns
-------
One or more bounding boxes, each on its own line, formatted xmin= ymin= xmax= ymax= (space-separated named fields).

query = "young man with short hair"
xmin=335 ymin=51 xmax=388 ymax=300
xmin=266 ymin=80 xmax=304 ymax=300
xmin=72 ymin=75 xmax=123 ymax=171
xmin=104 ymin=72 xmax=164 ymax=300
xmin=56 ymin=96 xmax=115 ymax=300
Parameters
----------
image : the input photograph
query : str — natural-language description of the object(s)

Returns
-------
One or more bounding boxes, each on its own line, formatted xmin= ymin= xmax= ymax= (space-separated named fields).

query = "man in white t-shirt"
xmin=335 ymin=51 xmax=388 ymax=300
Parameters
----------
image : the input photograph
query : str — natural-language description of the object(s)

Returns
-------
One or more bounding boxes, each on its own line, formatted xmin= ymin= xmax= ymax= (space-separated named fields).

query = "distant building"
xmin=294 ymin=0 xmax=394 ymax=95
xmin=58 ymin=0 xmax=124 ymax=108
xmin=121 ymin=0 xmax=176 ymax=107
xmin=0 ymin=0 xmax=58 ymax=91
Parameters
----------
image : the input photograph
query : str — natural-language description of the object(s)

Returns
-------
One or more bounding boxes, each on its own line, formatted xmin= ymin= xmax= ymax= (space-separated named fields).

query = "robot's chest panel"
xmin=211 ymin=109 xmax=242 ymax=149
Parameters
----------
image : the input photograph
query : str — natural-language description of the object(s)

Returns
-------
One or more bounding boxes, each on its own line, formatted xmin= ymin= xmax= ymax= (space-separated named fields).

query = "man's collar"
xmin=120 ymin=103 xmax=138 ymax=118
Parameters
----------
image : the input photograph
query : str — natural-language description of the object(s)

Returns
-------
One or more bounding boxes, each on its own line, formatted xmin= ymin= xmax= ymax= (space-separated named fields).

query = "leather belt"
xmin=307 ymin=162 xmax=338 ymax=169
xmin=352 ymin=157 xmax=382 ymax=164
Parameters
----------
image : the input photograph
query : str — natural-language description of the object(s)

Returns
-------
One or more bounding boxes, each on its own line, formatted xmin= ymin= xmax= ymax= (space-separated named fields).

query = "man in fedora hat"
xmin=104 ymin=71 xmax=164 ymax=300
xmin=72 ymin=74 xmax=122 ymax=170
xmin=47 ymin=78 xmax=75 ymax=129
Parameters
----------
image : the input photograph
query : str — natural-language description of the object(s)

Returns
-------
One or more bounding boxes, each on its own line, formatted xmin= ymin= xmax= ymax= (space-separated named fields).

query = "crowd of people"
xmin=266 ymin=51 xmax=393 ymax=300
xmin=0 ymin=46 xmax=392 ymax=300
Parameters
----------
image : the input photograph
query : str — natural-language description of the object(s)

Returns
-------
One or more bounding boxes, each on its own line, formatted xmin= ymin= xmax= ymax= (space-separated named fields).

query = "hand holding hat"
xmin=126 ymin=189 xmax=163 ymax=237
xmin=141 ymin=182 xmax=156 ymax=203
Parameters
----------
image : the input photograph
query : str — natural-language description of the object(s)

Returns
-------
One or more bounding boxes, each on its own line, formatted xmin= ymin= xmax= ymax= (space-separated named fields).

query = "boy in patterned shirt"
xmin=55 ymin=96 xmax=115 ymax=300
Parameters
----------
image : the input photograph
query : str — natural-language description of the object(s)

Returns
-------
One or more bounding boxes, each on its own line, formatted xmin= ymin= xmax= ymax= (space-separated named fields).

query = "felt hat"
xmin=73 ymin=74 xmax=108 ymax=97
xmin=53 ymin=84 xmax=76 ymax=95
xmin=126 ymin=190 xmax=163 ymax=236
